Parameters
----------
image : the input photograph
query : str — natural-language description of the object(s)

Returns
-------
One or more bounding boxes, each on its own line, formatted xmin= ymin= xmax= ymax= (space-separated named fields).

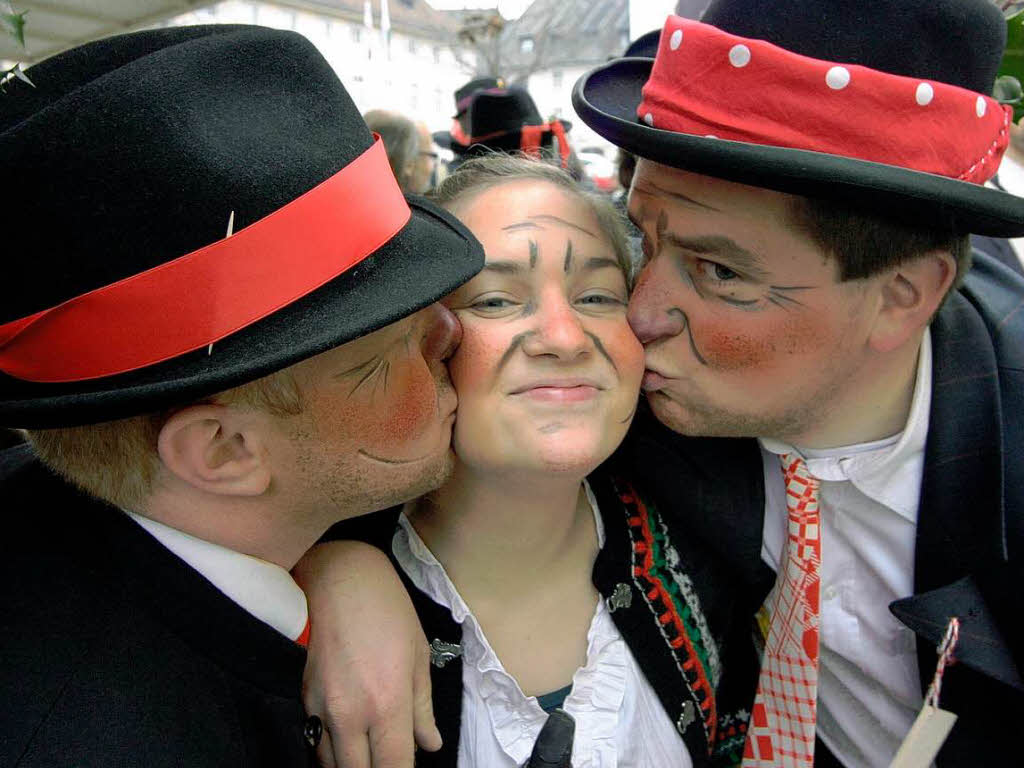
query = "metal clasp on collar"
xmin=606 ymin=582 xmax=632 ymax=613
xmin=429 ymin=638 xmax=463 ymax=668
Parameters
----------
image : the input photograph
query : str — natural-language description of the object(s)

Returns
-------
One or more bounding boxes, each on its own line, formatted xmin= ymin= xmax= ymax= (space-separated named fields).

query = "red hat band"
xmin=638 ymin=17 xmax=1009 ymax=184
xmin=0 ymin=136 xmax=410 ymax=383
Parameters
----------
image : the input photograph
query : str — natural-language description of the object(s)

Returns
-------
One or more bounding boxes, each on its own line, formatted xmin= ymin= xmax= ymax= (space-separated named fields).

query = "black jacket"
xmin=0 ymin=446 xmax=317 ymax=767
xmin=625 ymin=252 xmax=1024 ymax=766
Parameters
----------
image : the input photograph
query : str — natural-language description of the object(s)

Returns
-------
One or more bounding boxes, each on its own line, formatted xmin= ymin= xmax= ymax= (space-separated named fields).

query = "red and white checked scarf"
xmin=743 ymin=454 xmax=822 ymax=767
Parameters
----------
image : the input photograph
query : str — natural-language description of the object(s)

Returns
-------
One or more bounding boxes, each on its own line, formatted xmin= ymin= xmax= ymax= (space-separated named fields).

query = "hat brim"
xmin=0 ymin=197 xmax=482 ymax=427
xmin=573 ymin=57 xmax=1024 ymax=237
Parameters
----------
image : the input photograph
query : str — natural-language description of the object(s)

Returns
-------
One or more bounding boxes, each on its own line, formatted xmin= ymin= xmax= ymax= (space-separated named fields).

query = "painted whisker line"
xmin=619 ymin=403 xmax=638 ymax=424
xmin=528 ymin=239 xmax=538 ymax=269
xmin=586 ymin=331 xmax=618 ymax=372
xmin=668 ymin=307 xmax=709 ymax=366
xmin=563 ymin=239 xmax=574 ymax=273
xmin=497 ymin=332 xmax=531 ymax=372
xmin=769 ymin=284 xmax=815 ymax=291
xmin=766 ymin=290 xmax=807 ymax=309
xmin=351 ymin=358 xmax=385 ymax=395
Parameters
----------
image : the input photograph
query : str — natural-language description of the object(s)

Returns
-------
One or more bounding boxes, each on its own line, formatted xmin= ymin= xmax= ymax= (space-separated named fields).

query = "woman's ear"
xmin=869 ymin=251 xmax=955 ymax=353
xmin=157 ymin=404 xmax=272 ymax=496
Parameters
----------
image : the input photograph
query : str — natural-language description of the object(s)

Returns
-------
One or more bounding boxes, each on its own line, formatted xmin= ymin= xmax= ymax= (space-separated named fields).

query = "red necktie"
xmin=743 ymin=454 xmax=822 ymax=767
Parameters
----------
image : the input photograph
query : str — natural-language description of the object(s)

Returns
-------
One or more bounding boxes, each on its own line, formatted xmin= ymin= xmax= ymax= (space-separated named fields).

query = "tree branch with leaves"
xmin=1 ymin=1 xmax=34 ymax=92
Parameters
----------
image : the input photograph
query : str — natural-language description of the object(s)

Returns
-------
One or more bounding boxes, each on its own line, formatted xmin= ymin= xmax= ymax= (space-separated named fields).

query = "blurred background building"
xmin=2 ymin=0 xmax=700 ymax=187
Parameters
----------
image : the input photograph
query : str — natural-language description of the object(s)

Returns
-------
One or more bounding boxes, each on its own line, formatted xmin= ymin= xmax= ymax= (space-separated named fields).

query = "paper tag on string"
xmin=889 ymin=617 xmax=960 ymax=768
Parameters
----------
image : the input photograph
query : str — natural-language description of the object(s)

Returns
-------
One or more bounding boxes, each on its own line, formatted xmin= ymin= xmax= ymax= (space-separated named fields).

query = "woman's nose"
xmin=523 ymin=296 xmax=589 ymax=359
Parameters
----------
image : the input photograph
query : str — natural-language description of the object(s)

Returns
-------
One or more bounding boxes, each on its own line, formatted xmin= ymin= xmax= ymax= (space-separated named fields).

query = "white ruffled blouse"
xmin=392 ymin=483 xmax=693 ymax=768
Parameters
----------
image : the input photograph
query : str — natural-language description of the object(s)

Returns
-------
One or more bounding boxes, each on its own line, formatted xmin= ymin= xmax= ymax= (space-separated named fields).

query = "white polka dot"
xmin=644 ymin=112 xmax=654 ymax=126
xmin=704 ymin=134 xmax=719 ymax=139
xmin=670 ymin=29 xmax=683 ymax=50
xmin=915 ymin=83 xmax=933 ymax=106
xmin=976 ymin=96 xmax=987 ymax=117
xmin=826 ymin=66 xmax=851 ymax=90
xmin=729 ymin=44 xmax=751 ymax=67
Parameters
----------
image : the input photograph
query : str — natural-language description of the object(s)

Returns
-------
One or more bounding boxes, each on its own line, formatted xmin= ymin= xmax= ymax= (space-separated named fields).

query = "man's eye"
xmin=712 ymin=263 xmax=738 ymax=281
xmin=695 ymin=260 xmax=739 ymax=282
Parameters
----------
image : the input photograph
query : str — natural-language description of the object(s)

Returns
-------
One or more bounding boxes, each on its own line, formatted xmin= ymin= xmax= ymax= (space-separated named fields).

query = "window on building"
xmin=351 ymin=25 xmax=362 ymax=43
xmin=411 ymin=84 xmax=419 ymax=109
xmin=409 ymin=38 xmax=417 ymax=54
xmin=552 ymin=69 xmax=563 ymax=89
xmin=433 ymin=45 xmax=441 ymax=64
xmin=520 ymin=36 xmax=534 ymax=54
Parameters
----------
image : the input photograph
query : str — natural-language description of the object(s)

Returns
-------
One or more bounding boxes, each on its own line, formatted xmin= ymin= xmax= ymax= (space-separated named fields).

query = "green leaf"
xmin=998 ymin=10 xmax=1024 ymax=122
xmin=1 ymin=10 xmax=27 ymax=48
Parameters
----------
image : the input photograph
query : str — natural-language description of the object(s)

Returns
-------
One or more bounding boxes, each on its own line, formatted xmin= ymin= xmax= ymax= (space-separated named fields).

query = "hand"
xmin=294 ymin=541 xmax=441 ymax=768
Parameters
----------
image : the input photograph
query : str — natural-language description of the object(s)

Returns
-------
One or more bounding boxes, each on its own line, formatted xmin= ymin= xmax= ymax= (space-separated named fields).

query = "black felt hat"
xmin=0 ymin=25 xmax=484 ymax=428
xmin=449 ymin=86 xmax=572 ymax=157
xmin=573 ymin=0 xmax=1024 ymax=236
xmin=432 ymin=76 xmax=504 ymax=150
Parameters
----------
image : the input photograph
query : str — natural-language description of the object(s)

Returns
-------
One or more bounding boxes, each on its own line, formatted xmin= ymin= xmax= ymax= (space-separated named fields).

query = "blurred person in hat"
xmin=572 ymin=0 xmax=1024 ymax=764
xmin=297 ymin=1 xmax=1024 ymax=766
xmin=0 ymin=24 xmax=483 ymax=768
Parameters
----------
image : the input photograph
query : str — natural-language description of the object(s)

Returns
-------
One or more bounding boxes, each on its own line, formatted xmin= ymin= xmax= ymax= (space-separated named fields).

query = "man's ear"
xmin=157 ymin=404 xmax=272 ymax=497
xmin=869 ymin=251 xmax=955 ymax=353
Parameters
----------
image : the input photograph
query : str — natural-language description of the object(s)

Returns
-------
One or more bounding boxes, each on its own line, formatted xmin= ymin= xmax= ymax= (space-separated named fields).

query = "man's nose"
xmin=627 ymin=267 xmax=687 ymax=344
xmin=423 ymin=303 xmax=462 ymax=361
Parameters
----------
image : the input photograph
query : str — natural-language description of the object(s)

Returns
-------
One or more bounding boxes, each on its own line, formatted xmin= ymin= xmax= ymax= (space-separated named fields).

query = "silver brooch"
xmin=429 ymin=638 xmax=463 ymax=668
xmin=606 ymin=582 xmax=633 ymax=613
xmin=676 ymin=700 xmax=696 ymax=734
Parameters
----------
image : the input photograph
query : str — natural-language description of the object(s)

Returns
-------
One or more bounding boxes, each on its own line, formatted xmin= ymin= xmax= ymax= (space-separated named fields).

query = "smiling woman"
xmin=304 ymin=154 xmax=761 ymax=768
xmin=303 ymin=155 xmax=759 ymax=768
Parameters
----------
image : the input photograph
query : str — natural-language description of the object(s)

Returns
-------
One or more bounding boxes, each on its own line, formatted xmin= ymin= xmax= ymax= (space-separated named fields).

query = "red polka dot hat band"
xmin=572 ymin=0 xmax=1024 ymax=237
xmin=639 ymin=17 xmax=1009 ymax=186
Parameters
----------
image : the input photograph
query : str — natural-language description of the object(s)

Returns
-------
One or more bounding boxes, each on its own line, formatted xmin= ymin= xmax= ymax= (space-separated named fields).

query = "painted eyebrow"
xmin=480 ymin=260 xmax=527 ymax=275
xmin=502 ymin=214 xmax=599 ymax=239
xmin=663 ymin=233 xmax=771 ymax=279
xmin=632 ymin=181 xmax=722 ymax=212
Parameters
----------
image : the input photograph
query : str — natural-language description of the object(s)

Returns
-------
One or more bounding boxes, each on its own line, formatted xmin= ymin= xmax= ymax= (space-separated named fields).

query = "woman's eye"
xmin=577 ymin=293 xmax=622 ymax=306
xmin=470 ymin=296 xmax=516 ymax=311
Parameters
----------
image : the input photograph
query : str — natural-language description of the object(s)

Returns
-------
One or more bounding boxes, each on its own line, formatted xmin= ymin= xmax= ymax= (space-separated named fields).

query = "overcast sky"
xmin=425 ymin=1 xmax=531 ymax=20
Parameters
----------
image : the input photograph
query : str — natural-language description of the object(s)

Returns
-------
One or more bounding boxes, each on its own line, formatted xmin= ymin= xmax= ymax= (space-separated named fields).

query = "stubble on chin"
xmin=646 ymin=391 xmax=812 ymax=441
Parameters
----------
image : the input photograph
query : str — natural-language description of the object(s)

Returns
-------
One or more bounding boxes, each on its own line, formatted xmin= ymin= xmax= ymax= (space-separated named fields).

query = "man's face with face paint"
xmin=443 ymin=180 xmax=644 ymax=475
xmin=274 ymin=304 xmax=461 ymax=519
xmin=627 ymin=159 xmax=879 ymax=443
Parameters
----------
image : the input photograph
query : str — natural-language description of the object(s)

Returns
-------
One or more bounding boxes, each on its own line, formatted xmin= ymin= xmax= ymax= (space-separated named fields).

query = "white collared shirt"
xmin=392 ymin=482 xmax=692 ymax=768
xmin=125 ymin=511 xmax=309 ymax=642
xmin=758 ymin=330 xmax=932 ymax=768
xmin=992 ymin=151 xmax=1024 ymax=267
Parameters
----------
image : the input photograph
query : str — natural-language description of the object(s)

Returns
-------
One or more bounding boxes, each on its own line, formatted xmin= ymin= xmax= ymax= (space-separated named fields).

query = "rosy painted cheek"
xmin=362 ymin=358 xmax=439 ymax=452
xmin=447 ymin=327 xmax=506 ymax=395
xmin=697 ymin=312 xmax=829 ymax=371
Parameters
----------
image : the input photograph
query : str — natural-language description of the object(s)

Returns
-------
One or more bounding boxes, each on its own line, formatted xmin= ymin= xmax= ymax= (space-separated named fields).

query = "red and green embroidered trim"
xmin=615 ymin=478 xmax=718 ymax=748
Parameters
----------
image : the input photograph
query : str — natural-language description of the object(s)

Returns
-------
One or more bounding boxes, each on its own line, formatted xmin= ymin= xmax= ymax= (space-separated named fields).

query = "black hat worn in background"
xmin=432 ymin=76 xmax=503 ymax=149
xmin=0 ymin=25 xmax=483 ymax=428
xmin=573 ymin=0 xmax=1024 ymax=236
xmin=450 ymin=86 xmax=572 ymax=156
